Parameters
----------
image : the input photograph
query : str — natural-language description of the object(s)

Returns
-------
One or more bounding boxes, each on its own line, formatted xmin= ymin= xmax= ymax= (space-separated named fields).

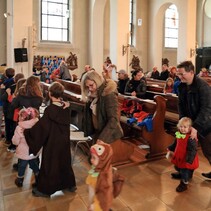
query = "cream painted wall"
xmin=109 ymin=0 xmax=130 ymax=72
xmin=131 ymin=0 xmax=149 ymax=72
xmin=13 ymin=0 xmax=33 ymax=77
xmin=0 ymin=0 xmax=6 ymax=66
xmin=1 ymin=0 xmax=211 ymax=76
xmin=104 ymin=0 xmax=110 ymax=59
xmin=33 ymin=0 xmax=90 ymax=78
xmin=148 ymin=0 xmax=197 ymax=72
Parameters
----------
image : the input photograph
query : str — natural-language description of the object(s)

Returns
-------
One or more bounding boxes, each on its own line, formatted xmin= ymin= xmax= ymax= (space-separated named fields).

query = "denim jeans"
xmin=18 ymin=158 xmax=39 ymax=178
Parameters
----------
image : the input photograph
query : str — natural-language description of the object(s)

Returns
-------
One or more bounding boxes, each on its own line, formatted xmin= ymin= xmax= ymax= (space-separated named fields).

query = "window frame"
xmin=40 ymin=0 xmax=70 ymax=43
xmin=164 ymin=4 xmax=179 ymax=49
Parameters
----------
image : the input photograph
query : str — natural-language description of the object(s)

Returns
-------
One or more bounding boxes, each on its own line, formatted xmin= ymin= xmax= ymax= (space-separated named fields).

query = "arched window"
xmin=41 ymin=0 xmax=70 ymax=42
xmin=164 ymin=4 xmax=179 ymax=48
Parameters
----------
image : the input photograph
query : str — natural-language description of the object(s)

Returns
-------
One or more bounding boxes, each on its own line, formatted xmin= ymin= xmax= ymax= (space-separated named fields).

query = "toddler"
xmin=167 ymin=117 xmax=199 ymax=192
xmin=12 ymin=107 xmax=40 ymax=187
xmin=86 ymin=140 xmax=124 ymax=211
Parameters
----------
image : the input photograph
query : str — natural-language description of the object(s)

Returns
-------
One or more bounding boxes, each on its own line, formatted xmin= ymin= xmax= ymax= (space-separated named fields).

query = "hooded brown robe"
xmin=24 ymin=103 xmax=76 ymax=195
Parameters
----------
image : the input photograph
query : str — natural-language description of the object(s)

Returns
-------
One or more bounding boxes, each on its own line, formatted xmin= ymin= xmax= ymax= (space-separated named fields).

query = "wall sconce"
xmin=122 ymin=44 xmax=130 ymax=56
xmin=190 ymin=48 xmax=196 ymax=58
xmin=4 ymin=12 xmax=12 ymax=18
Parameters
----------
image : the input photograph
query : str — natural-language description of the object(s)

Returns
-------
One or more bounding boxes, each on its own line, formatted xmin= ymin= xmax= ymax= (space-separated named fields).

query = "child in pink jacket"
xmin=12 ymin=107 xmax=40 ymax=187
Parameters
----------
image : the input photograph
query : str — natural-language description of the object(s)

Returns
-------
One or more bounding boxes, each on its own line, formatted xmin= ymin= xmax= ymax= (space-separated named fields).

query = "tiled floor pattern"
xmin=1 ymin=138 xmax=211 ymax=211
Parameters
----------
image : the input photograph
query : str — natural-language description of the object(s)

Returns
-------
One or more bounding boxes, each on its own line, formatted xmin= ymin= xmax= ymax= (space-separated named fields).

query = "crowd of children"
xmin=0 ymin=68 xmax=77 ymax=198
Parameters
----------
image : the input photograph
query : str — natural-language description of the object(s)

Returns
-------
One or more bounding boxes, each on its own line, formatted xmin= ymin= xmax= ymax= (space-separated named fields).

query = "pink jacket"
xmin=12 ymin=118 xmax=39 ymax=160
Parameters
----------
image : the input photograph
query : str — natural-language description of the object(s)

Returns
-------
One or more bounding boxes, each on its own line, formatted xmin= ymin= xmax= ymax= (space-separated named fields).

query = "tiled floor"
xmin=1 ymin=138 xmax=211 ymax=211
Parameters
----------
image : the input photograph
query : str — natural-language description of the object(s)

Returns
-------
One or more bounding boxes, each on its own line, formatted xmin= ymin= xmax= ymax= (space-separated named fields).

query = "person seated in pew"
xmin=80 ymin=64 xmax=91 ymax=82
xmin=163 ymin=77 xmax=174 ymax=94
xmin=117 ymin=69 xmax=129 ymax=94
xmin=169 ymin=66 xmax=177 ymax=80
xmin=172 ymin=76 xmax=181 ymax=95
xmin=124 ymin=69 xmax=147 ymax=98
xmin=150 ymin=66 xmax=160 ymax=79
xmin=198 ymin=67 xmax=209 ymax=77
xmin=159 ymin=63 xmax=169 ymax=81
xmin=81 ymin=70 xmax=126 ymax=163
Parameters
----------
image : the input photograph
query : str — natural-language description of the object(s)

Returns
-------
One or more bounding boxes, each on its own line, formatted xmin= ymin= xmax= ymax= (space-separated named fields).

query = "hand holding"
xmin=190 ymin=127 xmax=198 ymax=141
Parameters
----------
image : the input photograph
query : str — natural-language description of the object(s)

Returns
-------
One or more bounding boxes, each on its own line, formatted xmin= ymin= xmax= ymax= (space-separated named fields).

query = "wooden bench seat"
xmin=54 ymin=78 xmax=81 ymax=94
xmin=146 ymin=91 xmax=179 ymax=122
xmin=118 ymin=94 xmax=174 ymax=161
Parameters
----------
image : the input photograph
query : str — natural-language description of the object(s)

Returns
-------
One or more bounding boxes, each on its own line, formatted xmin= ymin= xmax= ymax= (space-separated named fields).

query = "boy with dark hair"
xmin=24 ymin=82 xmax=76 ymax=197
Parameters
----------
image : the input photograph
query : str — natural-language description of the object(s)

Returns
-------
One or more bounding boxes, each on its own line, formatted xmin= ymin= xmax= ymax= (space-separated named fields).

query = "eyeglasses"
xmin=86 ymin=82 xmax=95 ymax=89
xmin=176 ymin=72 xmax=187 ymax=77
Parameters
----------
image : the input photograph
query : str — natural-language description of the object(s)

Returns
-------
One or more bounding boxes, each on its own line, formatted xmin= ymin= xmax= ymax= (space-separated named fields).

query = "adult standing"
xmin=176 ymin=60 xmax=211 ymax=178
xmin=81 ymin=71 xmax=123 ymax=144
xmin=59 ymin=60 xmax=72 ymax=81
xmin=81 ymin=71 xmax=126 ymax=163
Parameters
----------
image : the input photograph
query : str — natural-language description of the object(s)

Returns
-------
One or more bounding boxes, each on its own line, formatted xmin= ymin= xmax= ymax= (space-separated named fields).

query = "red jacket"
xmin=171 ymin=134 xmax=199 ymax=170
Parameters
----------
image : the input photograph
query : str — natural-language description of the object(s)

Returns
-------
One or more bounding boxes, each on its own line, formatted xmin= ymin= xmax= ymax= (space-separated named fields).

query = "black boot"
xmin=202 ymin=172 xmax=211 ymax=179
xmin=15 ymin=177 xmax=24 ymax=187
xmin=176 ymin=181 xmax=188 ymax=192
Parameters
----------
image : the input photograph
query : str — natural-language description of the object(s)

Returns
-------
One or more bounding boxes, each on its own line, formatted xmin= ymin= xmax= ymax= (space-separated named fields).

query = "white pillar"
xmin=109 ymin=0 xmax=130 ymax=71
xmin=6 ymin=0 xmax=14 ymax=67
xmin=177 ymin=0 xmax=197 ymax=64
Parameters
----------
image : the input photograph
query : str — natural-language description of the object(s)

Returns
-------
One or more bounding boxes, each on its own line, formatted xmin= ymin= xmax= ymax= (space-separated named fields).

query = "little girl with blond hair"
xmin=167 ymin=117 xmax=199 ymax=192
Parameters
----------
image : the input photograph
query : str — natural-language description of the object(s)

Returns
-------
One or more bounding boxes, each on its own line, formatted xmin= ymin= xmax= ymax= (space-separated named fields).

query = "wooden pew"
xmin=145 ymin=91 xmax=179 ymax=122
xmin=147 ymin=84 xmax=163 ymax=93
xmin=54 ymin=78 xmax=81 ymax=95
xmin=118 ymin=94 xmax=174 ymax=162
xmin=41 ymin=80 xmax=175 ymax=167
xmin=146 ymin=78 xmax=165 ymax=87
xmin=48 ymin=79 xmax=179 ymax=129
xmin=41 ymin=82 xmax=85 ymax=130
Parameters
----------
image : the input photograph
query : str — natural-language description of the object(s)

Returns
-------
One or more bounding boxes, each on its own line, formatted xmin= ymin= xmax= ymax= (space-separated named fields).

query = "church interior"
xmin=1 ymin=0 xmax=211 ymax=210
